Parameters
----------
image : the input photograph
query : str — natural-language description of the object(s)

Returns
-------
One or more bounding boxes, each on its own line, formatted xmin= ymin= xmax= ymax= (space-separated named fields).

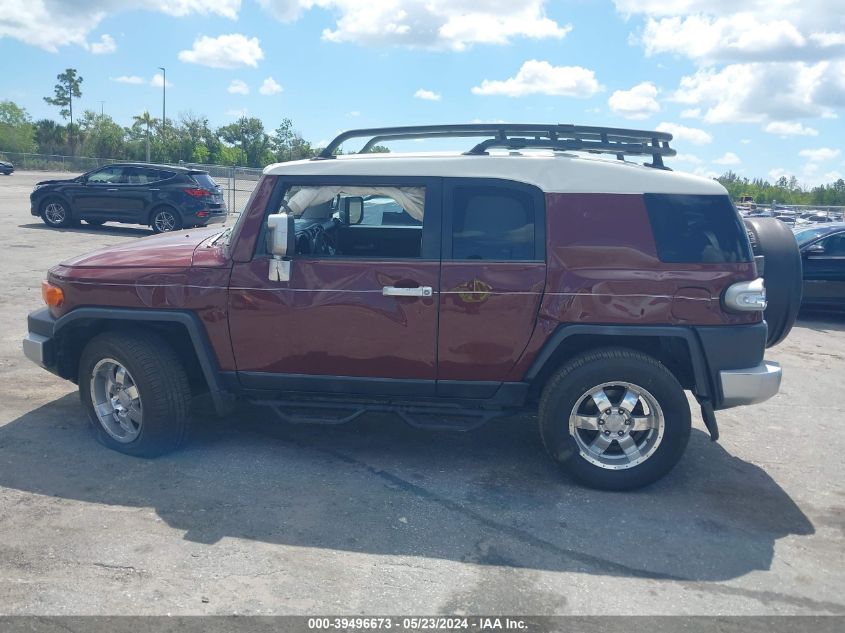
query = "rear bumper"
xmin=195 ymin=213 xmax=227 ymax=226
xmin=719 ymin=361 xmax=782 ymax=408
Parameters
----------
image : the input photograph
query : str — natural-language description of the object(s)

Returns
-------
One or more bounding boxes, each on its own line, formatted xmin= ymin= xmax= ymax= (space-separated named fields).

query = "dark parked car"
xmin=794 ymin=223 xmax=845 ymax=310
xmin=0 ymin=160 xmax=14 ymax=175
xmin=23 ymin=124 xmax=800 ymax=491
xmin=29 ymin=163 xmax=227 ymax=233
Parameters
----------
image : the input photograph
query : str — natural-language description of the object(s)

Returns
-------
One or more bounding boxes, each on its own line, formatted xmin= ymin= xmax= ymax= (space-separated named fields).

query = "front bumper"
xmin=22 ymin=308 xmax=60 ymax=376
xmin=719 ymin=360 xmax=782 ymax=408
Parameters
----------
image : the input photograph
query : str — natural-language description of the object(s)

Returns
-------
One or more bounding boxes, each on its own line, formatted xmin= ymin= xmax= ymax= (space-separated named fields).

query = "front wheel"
xmin=150 ymin=207 xmax=182 ymax=233
xmin=79 ymin=330 xmax=192 ymax=457
xmin=538 ymin=349 xmax=691 ymax=491
xmin=40 ymin=197 xmax=72 ymax=228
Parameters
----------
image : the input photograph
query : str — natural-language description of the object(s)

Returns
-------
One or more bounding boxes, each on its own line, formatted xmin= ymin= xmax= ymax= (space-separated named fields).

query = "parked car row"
xmin=28 ymin=163 xmax=227 ymax=233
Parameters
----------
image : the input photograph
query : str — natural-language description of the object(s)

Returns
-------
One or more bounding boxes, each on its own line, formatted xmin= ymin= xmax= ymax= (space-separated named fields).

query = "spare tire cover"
xmin=743 ymin=217 xmax=802 ymax=347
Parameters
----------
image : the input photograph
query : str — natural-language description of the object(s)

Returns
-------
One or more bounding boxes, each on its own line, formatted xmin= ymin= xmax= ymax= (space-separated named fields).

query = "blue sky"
xmin=1 ymin=0 xmax=843 ymax=185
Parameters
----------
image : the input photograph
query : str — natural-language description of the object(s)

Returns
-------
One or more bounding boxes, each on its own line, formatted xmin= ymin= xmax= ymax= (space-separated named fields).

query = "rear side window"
xmin=192 ymin=173 xmax=219 ymax=189
xmin=451 ymin=186 xmax=536 ymax=260
xmin=644 ymin=194 xmax=752 ymax=263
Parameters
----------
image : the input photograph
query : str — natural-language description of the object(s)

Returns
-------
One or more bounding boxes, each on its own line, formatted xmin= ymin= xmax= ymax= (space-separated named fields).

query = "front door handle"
xmin=383 ymin=286 xmax=433 ymax=297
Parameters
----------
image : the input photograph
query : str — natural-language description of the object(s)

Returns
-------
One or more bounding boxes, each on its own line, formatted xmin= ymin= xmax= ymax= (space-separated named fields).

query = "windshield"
xmin=793 ymin=226 xmax=834 ymax=245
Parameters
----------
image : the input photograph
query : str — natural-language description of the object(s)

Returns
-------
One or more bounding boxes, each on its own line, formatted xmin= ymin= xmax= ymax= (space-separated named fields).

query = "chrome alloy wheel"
xmin=90 ymin=358 xmax=143 ymax=443
xmin=569 ymin=381 xmax=664 ymax=470
xmin=44 ymin=201 xmax=66 ymax=225
xmin=153 ymin=210 xmax=177 ymax=232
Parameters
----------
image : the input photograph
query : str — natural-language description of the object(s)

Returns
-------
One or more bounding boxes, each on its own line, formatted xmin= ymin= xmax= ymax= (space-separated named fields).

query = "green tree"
xmin=132 ymin=111 xmax=159 ymax=162
xmin=33 ymin=118 xmax=66 ymax=154
xmin=218 ymin=116 xmax=271 ymax=167
xmin=78 ymin=111 xmax=126 ymax=159
xmin=44 ymin=68 xmax=83 ymax=153
xmin=0 ymin=100 xmax=35 ymax=152
xmin=271 ymin=118 xmax=314 ymax=162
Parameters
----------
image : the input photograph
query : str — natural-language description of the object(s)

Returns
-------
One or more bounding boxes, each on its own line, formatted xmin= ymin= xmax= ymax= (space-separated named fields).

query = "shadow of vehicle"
xmin=797 ymin=310 xmax=845 ymax=331
xmin=0 ymin=393 xmax=814 ymax=584
xmin=18 ymin=222 xmax=153 ymax=237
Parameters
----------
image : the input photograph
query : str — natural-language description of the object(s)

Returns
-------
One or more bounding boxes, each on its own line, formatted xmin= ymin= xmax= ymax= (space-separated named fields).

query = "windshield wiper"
xmin=211 ymin=227 xmax=232 ymax=246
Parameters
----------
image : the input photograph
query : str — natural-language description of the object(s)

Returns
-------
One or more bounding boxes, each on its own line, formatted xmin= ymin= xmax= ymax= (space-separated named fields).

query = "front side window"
xmin=276 ymin=184 xmax=426 ymax=259
xmin=450 ymin=186 xmax=536 ymax=261
xmin=87 ymin=166 xmax=124 ymax=184
xmin=817 ymin=232 xmax=845 ymax=257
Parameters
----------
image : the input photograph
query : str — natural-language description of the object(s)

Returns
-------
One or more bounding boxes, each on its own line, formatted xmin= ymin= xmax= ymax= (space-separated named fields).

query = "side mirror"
xmin=803 ymin=243 xmax=825 ymax=257
xmin=342 ymin=197 xmax=364 ymax=225
xmin=267 ymin=213 xmax=295 ymax=258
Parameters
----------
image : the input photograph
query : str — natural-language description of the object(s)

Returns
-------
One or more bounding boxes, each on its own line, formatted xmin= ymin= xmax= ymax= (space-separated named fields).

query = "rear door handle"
xmin=383 ymin=286 xmax=433 ymax=297
xmin=107 ymin=188 xmax=118 ymax=192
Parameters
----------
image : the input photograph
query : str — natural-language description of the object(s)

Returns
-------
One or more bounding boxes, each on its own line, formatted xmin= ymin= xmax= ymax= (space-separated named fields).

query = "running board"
xmin=252 ymin=398 xmax=502 ymax=431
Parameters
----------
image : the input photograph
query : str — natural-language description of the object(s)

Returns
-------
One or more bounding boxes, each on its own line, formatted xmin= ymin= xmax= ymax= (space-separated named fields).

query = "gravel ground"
xmin=0 ymin=171 xmax=843 ymax=615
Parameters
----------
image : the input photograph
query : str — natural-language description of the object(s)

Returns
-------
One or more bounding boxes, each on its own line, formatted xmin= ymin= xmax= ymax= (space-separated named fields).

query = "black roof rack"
xmin=315 ymin=123 xmax=676 ymax=169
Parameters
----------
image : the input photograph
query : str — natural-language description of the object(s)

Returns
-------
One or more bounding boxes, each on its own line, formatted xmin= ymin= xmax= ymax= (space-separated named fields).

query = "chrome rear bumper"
xmin=719 ymin=360 xmax=782 ymax=408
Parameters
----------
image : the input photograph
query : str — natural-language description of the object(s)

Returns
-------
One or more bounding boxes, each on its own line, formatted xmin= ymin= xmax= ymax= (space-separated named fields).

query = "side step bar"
xmin=252 ymin=398 xmax=506 ymax=432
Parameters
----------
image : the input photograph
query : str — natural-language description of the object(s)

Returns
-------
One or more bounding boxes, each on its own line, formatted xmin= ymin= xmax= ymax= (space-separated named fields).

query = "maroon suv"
xmin=22 ymin=124 xmax=801 ymax=490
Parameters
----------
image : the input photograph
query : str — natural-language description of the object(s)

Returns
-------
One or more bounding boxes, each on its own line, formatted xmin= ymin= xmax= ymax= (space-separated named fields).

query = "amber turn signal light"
xmin=41 ymin=281 xmax=64 ymax=307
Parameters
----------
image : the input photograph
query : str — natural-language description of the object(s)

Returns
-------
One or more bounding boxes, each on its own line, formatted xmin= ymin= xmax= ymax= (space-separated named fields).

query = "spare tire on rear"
xmin=743 ymin=217 xmax=802 ymax=347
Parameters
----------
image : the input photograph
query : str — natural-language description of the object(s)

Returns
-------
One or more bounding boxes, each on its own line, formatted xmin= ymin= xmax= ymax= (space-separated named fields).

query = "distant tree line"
xmin=0 ymin=68 xmax=382 ymax=168
xmin=717 ymin=171 xmax=845 ymax=207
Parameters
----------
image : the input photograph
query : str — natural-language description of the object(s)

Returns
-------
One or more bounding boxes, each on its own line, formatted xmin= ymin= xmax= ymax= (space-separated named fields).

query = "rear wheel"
xmin=539 ymin=349 xmax=691 ymax=491
xmin=40 ymin=197 xmax=71 ymax=228
xmin=150 ymin=207 xmax=182 ymax=233
xmin=744 ymin=217 xmax=802 ymax=347
xmin=79 ymin=331 xmax=192 ymax=457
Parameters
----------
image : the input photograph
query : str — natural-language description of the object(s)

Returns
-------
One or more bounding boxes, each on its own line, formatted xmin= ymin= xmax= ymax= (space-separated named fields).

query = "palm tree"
xmin=132 ymin=111 xmax=159 ymax=163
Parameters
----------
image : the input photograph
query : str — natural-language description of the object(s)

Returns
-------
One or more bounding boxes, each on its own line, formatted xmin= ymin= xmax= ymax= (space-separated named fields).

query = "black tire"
xmin=40 ymin=196 xmax=72 ymax=228
xmin=150 ymin=206 xmax=183 ymax=233
xmin=85 ymin=219 xmax=106 ymax=226
xmin=744 ymin=217 xmax=802 ymax=347
xmin=538 ymin=348 xmax=691 ymax=491
xmin=78 ymin=330 xmax=192 ymax=458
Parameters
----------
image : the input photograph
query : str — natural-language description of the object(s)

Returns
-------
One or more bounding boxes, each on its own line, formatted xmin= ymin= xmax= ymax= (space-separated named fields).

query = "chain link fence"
xmin=0 ymin=151 xmax=263 ymax=216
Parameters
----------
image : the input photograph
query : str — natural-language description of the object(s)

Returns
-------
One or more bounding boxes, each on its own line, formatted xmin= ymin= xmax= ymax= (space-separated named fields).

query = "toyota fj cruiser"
xmin=22 ymin=124 xmax=801 ymax=490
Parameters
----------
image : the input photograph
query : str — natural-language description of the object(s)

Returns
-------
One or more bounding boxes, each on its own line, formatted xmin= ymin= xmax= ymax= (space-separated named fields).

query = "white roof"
xmin=263 ymin=151 xmax=726 ymax=196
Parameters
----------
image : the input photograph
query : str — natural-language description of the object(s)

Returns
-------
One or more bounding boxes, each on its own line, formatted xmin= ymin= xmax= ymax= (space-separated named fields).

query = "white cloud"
xmin=680 ymin=108 xmax=701 ymax=119
xmin=90 ymin=33 xmax=116 ymax=54
xmin=671 ymin=61 xmax=845 ymax=123
xmin=713 ymin=151 xmax=741 ymax=165
xmin=150 ymin=73 xmax=173 ymax=88
xmin=414 ymin=89 xmax=442 ymax=101
xmin=228 ymin=79 xmax=250 ymax=95
xmin=741 ymin=139 xmax=752 ymax=144
xmin=259 ymin=76 xmax=283 ymax=95
xmin=769 ymin=167 xmax=791 ymax=181
xmin=608 ymin=81 xmax=660 ymax=119
xmin=764 ymin=121 xmax=819 ymax=136
xmin=0 ymin=1 xmax=239 ymax=52
xmin=226 ymin=108 xmax=248 ymax=117
xmin=472 ymin=60 xmax=602 ymax=98
xmin=673 ymin=153 xmax=704 ymax=165
xmin=616 ymin=1 xmax=845 ymax=63
xmin=799 ymin=147 xmax=841 ymax=162
xmin=258 ymin=0 xmax=570 ymax=51
xmin=178 ymin=34 xmax=264 ymax=69
xmin=655 ymin=122 xmax=713 ymax=145
xmin=110 ymin=75 xmax=145 ymax=84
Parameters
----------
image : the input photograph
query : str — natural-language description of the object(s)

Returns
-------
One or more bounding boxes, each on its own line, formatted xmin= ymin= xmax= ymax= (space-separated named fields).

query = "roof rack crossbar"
xmin=316 ymin=124 xmax=675 ymax=167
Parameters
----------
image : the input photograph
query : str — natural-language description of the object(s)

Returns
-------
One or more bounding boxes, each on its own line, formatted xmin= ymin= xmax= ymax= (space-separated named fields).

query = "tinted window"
xmin=818 ymin=232 xmax=845 ymax=256
xmin=795 ymin=226 xmax=835 ymax=245
xmin=123 ymin=167 xmax=163 ymax=184
xmin=192 ymin=173 xmax=219 ymax=189
xmin=87 ymin=166 xmax=124 ymax=184
xmin=360 ymin=196 xmax=421 ymax=227
xmin=644 ymin=194 xmax=752 ymax=263
xmin=451 ymin=186 xmax=536 ymax=260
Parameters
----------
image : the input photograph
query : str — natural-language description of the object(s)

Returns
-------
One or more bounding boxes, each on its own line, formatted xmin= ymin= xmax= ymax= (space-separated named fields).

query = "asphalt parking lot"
xmin=0 ymin=171 xmax=843 ymax=615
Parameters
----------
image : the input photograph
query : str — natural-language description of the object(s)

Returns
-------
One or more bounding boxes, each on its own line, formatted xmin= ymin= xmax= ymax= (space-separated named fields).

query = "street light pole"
xmin=158 ymin=66 xmax=166 ymax=133
xmin=98 ymin=101 xmax=105 ymax=117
